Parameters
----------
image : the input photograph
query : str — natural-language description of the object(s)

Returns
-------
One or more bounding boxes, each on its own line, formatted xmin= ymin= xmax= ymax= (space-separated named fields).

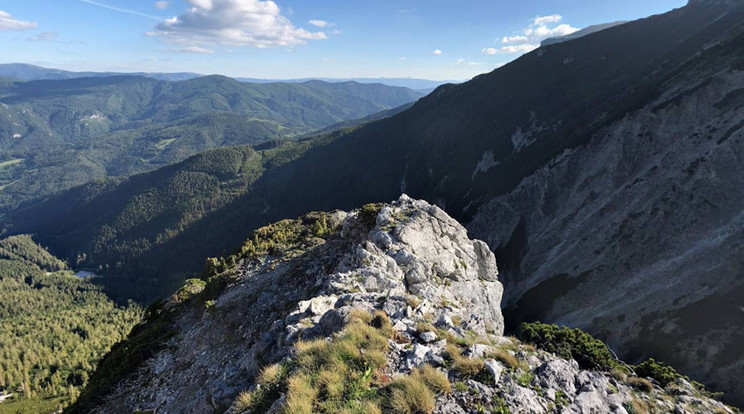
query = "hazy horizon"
xmin=0 ymin=0 xmax=685 ymax=80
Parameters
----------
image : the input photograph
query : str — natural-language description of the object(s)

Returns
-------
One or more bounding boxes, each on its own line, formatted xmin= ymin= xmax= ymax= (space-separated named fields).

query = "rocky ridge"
xmin=69 ymin=196 xmax=734 ymax=414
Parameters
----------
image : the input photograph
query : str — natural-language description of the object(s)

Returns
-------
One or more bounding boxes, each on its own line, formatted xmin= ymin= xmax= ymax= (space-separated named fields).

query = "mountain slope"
xmin=66 ymin=198 xmax=733 ymax=414
xmin=541 ymin=21 xmax=627 ymax=46
xmin=0 ymin=235 xmax=141 ymax=414
xmin=0 ymin=76 xmax=422 ymax=212
xmin=7 ymin=0 xmax=744 ymax=405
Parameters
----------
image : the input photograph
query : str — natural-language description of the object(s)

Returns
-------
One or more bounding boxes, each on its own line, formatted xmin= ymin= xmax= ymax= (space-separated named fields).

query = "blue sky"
xmin=0 ymin=0 xmax=686 ymax=80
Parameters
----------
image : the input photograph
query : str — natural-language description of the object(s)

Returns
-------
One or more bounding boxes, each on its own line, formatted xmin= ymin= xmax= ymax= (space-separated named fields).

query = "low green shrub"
xmin=632 ymin=358 xmax=682 ymax=388
xmin=516 ymin=322 xmax=619 ymax=371
xmin=358 ymin=203 xmax=383 ymax=230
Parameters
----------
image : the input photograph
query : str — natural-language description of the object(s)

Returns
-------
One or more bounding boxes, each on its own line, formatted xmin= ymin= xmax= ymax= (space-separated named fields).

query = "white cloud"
xmin=526 ymin=23 xmax=578 ymax=38
xmin=432 ymin=49 xmax=442 ymax=55
xmin=499 ymin=44 xmax=540 ymax=54
xmin=154 ymin=1 xmax=170 ymax=9
xmin=532 ymin=14 xmax=562 ymax=25
xmin=485 ymin=14 xmax=578 ymax=55
xmin=28 ymin=31 xmax=57 ymax=41
xmin=174 ymin=46 xmax=215 ymax=54
xmin=308 ymin=19 xmax=331 ymax=28
xmin=149 ymin=0 xmax=327 ymax=48
xmin=0 ymin=10 xmax=37 ymax=30
xmin=502 ymin=35 xmax=528 ymax=44
xmin=457 ymin=59 xmax=483 ymax=66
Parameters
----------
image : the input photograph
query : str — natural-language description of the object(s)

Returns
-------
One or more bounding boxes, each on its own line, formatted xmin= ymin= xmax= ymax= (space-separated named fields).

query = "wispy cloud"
xmin=148 ymin=0 xmax=326 ymax=49
xmin=28 ymin=31 xmax=57 ymax=41
xmin=432 ymin=49 xmax=443 ymax=55
xmin=79 ymin=0 xmax=164 ymax=21
xmin=0 ymin=10 xmax=37 ymax=30
xmin=308 ymin=19 xmax=332 ymax=28
xmin=154 ymin=1 xmax=170 ymax=10
xmin=484 ymin=14 xmax=579 ymax=55
xmin=457 ymin=58 xmax=483 ymax=66
xmin=170 ymin=46 xmax=215 ymax=54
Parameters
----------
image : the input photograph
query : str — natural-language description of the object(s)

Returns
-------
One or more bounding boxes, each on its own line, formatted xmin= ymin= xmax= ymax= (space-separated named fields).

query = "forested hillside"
xmin=0 ymin=235 xmax=141 ymax=414
xmin=0 ymin=75 xmax=422 ymax=212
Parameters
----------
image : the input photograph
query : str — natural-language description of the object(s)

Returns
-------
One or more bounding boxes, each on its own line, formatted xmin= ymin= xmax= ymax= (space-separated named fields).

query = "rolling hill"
xmin=0 ymin=75 xmax=422 ymax=212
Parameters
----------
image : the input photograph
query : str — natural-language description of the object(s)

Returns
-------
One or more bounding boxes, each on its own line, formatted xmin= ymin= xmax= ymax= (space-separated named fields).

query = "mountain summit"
xmin=67 ymin=196 xmax=734 ymax=414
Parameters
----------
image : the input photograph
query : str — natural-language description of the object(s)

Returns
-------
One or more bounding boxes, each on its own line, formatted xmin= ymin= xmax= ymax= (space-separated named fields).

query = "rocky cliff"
xmin=467 ymin=0 xmax=744 ymax=403
xmin=68 ymin=197 xmax=734 ymax=414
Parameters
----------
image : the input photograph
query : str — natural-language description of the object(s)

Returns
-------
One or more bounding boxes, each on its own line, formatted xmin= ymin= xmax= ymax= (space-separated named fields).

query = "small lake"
xmin=74 ymin=270 xmax=99 ymax=278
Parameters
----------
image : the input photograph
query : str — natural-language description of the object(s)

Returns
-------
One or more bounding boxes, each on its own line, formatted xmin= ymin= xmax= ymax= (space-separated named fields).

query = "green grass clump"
xmin=516 ymin=322 xmax=619 ymax=371
xmin=555 ymin=391 xmax=569 ymax=407
xmin=233 ymin=309 xmax=450 ymax=414
xmin=358 ymin=203 xmax=383 ymax=230
xmin=516 ymin=371 xmax=534 ymax=387
xmin=200 ymin=211 xmax=341 ymax=299
xmin=173 ymin=278 xmax=206 ymax=303
xmin=411 ymin=365 xmax=451 ymax=395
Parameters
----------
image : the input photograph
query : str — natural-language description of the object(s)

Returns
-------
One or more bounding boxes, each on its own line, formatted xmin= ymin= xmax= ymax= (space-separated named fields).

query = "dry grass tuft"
xmin=386 ymin=375 xmax=436 ymax=414
xmin=232 ymin=391 xmax=254 ymax=413
xmin=446 ymin=344 xmax=485 ymax=378
xmin=412 ymin=365 xmax=451 ymax=395
xmin=492 ymin=349 xmax=520 ymax=370
xmin=627 ymin=376 xmax=654 ymax=393
xmin=257 ymin=363 xmax=283 ymax=387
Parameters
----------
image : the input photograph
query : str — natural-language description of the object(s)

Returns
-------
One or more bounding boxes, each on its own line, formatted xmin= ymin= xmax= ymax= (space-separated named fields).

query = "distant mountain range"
xmin=0 ymin=74 xmax=423 ymax=212
xmin=0 ymin=63 xmax=452 ymax=92
xmin=8 ymin=0 xmax=744 ymax=406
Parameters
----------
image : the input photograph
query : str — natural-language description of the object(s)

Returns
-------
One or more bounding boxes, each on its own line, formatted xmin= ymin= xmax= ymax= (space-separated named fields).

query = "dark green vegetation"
xmin=0 ymin=75 xmax=421 ymax=212
xmin=5 ymin=138 xmax=350 ymax=300
xmin=516 ymin=322 xmax=620 ymax=371
xmin=0 ymin=235 xmax=141 ymax=413
xmin=517 ymin=322 xmax=724 ymax=399
xmin=64 ymin=300 xmax=172 ymax=414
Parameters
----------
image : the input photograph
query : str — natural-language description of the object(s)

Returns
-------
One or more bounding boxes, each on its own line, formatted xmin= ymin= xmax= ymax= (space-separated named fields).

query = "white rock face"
xmin=86 ymin=196 xmax=504 ymax=413
xmin=468 ymin=61 xmax=744 ymax=404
